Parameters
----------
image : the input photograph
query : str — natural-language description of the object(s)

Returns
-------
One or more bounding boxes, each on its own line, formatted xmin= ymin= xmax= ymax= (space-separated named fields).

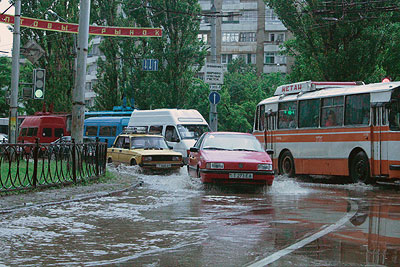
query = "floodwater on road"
xmin=1 ymin=165 xmax=400 ymax=266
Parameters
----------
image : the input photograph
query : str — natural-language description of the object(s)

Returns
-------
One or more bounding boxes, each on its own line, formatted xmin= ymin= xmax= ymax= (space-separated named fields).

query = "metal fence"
xmin=0 ymin=139 xmax=107 ymax=192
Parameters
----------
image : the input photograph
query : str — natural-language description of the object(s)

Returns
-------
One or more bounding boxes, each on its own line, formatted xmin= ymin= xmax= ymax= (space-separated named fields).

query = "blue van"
xmin=84 ymin=116 xmax=130 ymax=147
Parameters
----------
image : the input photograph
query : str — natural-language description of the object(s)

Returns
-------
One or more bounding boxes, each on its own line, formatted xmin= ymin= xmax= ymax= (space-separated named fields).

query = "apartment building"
xmin=198 ymin=0 xmax=292 ymax=74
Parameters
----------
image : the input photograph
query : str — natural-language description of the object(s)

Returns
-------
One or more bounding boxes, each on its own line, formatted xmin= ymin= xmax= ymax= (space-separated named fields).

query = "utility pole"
xmin=256 ymin=0 xmax=265 ymax=77
xmin=71 ymin=0 xmax=90 ymax=143
xmin=8 ymin=0 xmax=21 ymax=144
xmin=209 ymin=0 xmax=218 ymax=132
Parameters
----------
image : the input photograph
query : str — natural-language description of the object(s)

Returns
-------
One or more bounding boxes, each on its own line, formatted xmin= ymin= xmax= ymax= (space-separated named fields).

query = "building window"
xmin=221 ymin=54 xmax=233 ymax=64
xmin=85 ymin=82 xmax=92 ymax=91
xmin=240 ymin=10 xmax=257 ymax=22
xmin=198 ymin=33 xmax=208 ymax=43
xmin=222 ymin=32 xmax=239 ymax=43
xmin=223 ymin=12 xmax=239 ymax=23
xmin=264 ymin=52 xmax=276 ymax=64
xmin=239 ymin=32 xmax=256 ymax=42
xmin=265 ymin=8 xmax=279 ymax=22
xmin=246 ymin=54 xmax=256 ymax=64
xmin=202 ymin=15 xmax=210 ymax=24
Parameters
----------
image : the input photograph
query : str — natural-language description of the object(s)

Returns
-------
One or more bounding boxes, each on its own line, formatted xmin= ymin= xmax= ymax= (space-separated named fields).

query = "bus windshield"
xmin=177 ymin=124 xmax=210 ymax=139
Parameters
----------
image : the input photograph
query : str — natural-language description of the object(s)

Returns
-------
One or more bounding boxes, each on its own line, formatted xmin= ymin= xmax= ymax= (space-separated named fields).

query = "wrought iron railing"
xmin=0 ymin=139 xmax=107 ymax=192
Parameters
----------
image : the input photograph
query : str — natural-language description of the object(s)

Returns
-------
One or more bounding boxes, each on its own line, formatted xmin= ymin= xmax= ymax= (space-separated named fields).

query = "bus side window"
xmin=345 ymin=94 xmax=370 ymax=125
xmin=86 ymin=126 xmax=98 ymax=136
xmin=259 ymin=105 xmax=265 ymax=131
xmin=299 ymin=99 xmax=320 ymax=128
xmin=278 ymin=101 xmax=297 ymax=129
xmin=322 ymin=96 xmax=344 ymax=127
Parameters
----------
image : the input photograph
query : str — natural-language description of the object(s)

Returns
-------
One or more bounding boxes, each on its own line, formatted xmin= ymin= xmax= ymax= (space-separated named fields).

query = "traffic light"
xmin=33 ymin=68 xmax=45 ymax=99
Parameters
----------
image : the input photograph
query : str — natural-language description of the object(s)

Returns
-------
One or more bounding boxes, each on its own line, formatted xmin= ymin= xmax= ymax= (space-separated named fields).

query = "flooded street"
xmin=1 ymin=165 xmax=400 ymax=266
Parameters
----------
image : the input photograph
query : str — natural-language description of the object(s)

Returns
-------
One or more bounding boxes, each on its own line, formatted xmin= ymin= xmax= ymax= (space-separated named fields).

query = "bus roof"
xmin=85 ymin=116 xmax=130 ymax=123
xmin=273 ymin=80 xmax=362 ymax=96
xmin=259 ymin=81 xmax=400 ymax=106
xmin=85 ymin=111 xmax=133 ymax=118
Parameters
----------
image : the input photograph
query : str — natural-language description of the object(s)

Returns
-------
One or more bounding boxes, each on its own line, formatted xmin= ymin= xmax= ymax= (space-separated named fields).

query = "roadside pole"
xmin=71 ymin=0 xmax=90 ymax=143
xmin=209 ymin=0 xmax=218 ymax=132
xmin=8 ymin=0 xmax=21 ymax=144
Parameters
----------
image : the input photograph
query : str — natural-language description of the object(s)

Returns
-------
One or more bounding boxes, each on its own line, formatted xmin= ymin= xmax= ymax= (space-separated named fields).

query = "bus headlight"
xmin=143 ymin=156 xmax=152 ymax=161
xmin=206 ymin=162 xmax=224 ymax=169
xmin=257 ymin=164 xmax=272 ymax=171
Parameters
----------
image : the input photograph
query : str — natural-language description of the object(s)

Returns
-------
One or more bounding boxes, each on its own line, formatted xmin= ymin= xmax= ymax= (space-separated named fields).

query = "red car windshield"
xmin=202 ymin=134 xmax=264 ymax=152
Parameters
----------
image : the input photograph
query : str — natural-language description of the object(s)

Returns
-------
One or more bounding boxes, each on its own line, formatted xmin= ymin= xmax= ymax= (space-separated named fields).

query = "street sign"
xmin=209 ymin=91 xmax=221 ymax=105
xmin=209 ymin=84 xmax=221 ymax=91
xmin=205 ymin=63 xmax=224 ymax=84
xmin=22 ymin=40 xmax=45 ymax=64
xmin=142 ymin=59 xmax=159 ymax=71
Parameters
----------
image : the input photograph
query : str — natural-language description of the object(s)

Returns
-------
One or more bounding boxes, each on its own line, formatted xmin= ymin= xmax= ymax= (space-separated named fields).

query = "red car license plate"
xmin=229 ymin=173 xmax=253 ymax=179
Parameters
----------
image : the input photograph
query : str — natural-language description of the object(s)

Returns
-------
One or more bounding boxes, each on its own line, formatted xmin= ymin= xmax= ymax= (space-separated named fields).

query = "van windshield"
xmin=177 ymin=124 xmax=210 ymax=139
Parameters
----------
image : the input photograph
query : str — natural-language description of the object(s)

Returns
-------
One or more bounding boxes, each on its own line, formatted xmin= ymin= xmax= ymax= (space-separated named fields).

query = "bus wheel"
xmin=130 ymin=159 xmax=137 ymax=166
xmin=280 ymin=151 xmax=295 ymax=177
xmin=107 ymin=157 xmax=112 ymax=163
xmin=350 ymin=152 xmax=370 ymax=183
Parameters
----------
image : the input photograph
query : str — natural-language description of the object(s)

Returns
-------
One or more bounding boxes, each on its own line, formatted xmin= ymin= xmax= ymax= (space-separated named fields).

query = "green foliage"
xmin=20 ymin=0 xmax=79 ymax=114
xmin=266 ymin=0 xmax=399 ymax=82
xmin=91 ymin=0 xmax=123 ymax=110
xmin=119 ymin=0 xmax=207 ymax=109
xmin=184 ymin=58 xmax=287 ymax=133
xmin=0 ymin=57 xmax=11 ymax=117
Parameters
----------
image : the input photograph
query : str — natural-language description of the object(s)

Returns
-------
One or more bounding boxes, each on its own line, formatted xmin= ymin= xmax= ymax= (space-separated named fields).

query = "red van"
xmin=17 ymin=113 xmax=71 ymax=143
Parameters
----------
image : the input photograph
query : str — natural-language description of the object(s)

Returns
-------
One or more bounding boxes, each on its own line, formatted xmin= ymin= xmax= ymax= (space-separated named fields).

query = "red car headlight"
xmin=257 ymin=164 xmax=273 ymax=171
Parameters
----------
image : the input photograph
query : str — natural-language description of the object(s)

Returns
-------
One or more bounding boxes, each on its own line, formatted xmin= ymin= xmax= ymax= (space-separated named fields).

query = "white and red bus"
xmin=253 ymin=80 xmax=400 ymax=184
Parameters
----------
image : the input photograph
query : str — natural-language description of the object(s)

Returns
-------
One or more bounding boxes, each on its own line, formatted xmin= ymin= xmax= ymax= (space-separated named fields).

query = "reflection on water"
xmin=0 ymin=167 xmax=400 ymax=266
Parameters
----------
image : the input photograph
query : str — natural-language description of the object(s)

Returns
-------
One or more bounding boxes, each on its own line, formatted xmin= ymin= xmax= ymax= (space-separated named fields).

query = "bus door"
xmin=265 ymin=111 xmax=276 ymax=152
xmin=372 ymin=105 xmax=388 ymax=177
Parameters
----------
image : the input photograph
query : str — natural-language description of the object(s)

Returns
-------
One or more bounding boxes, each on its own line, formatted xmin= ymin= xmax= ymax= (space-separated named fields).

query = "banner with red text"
xmin=0 ymin=14 xmax=162 ymax=37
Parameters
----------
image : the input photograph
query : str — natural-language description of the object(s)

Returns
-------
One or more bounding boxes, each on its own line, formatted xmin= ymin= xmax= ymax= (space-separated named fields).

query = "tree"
xmin=20 ymin=0 xmax=80 ymax=114
xmin=266 ymin=0 xmax=400 ymax=82
xmin=0 ymin=57 xmax=11 ymax=117
xmin=90 ymin=0 xmax=124 ymax=110
xmin=120 ymin=0 xmax=208 ymax=110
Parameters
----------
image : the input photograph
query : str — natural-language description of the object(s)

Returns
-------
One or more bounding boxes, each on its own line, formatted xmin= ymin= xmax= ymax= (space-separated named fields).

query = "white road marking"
xmin=247 ymin=200 xmax=358 ymax=267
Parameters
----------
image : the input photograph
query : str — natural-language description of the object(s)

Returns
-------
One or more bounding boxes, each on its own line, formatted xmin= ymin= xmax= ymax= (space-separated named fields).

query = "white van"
xmin=128 ymin=109 xmax=210 ymax=163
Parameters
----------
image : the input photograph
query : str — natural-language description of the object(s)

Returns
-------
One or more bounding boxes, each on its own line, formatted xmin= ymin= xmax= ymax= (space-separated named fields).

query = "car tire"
xmin=350 ymin=151 xmax=370 ymax=184
xmin=279 ymin=150 xmax=295 ymax=177
xmin=197 ymin=167 xmax=201 ymax=178
xmin=130 ymin=159 xmax=137 ymax=166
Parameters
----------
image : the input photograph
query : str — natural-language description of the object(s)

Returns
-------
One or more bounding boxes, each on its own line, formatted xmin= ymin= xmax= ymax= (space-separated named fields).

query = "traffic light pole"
xmin=71 ymin=0 xmax=90 ymax=144
xmin=8 ymin=0 xmax=21 ymax=144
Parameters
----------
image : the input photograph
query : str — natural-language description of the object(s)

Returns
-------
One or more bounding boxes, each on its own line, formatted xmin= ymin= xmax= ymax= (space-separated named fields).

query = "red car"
xmin=187 ymin=132 xmax=274 ymax=186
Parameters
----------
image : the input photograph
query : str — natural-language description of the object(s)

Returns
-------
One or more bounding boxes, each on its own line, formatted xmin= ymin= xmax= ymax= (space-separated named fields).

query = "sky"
xmin=0 ymin=1 xmax=14 ymax=56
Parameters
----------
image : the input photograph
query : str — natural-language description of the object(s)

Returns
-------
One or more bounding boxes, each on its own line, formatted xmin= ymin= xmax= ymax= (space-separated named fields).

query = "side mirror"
xmin=266 ymin=149 xmax=274 ymax=155
xmin=168 ymin=145 xmax=173 ymax=149
xmin=171 ymin=138 xmax=180 ymax=143
xmin=189 ymin=147 xmax=199 ymax=153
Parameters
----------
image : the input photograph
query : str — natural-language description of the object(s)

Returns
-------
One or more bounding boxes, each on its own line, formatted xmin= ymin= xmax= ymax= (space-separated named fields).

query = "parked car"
xmin=107 ymin=128 xmax=183 ymax=170
xmin=187 ymin=132 xmax=274 ymax=186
